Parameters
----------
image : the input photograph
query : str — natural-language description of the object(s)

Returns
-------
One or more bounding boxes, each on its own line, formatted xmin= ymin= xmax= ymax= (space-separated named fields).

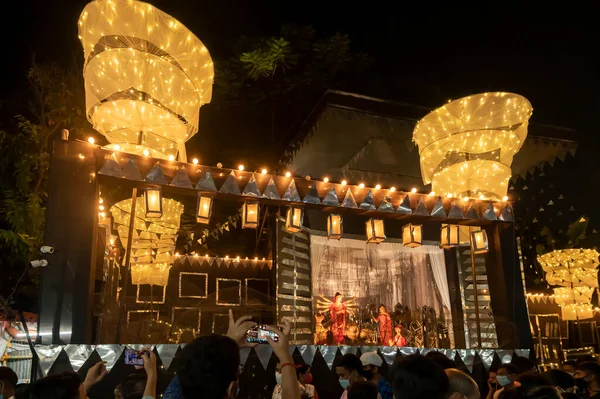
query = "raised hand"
xmin=227 ymin=309 xmax=257 ymax=348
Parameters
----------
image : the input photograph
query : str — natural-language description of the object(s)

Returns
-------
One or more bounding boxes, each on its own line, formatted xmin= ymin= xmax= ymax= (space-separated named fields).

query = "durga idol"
xmin=329 ymin=292 xmax=348 ymax=344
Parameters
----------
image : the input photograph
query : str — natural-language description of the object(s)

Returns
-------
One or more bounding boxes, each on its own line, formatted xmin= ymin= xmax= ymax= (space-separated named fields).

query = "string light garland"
xmin=412 ymin=92 xmax=532 ymax=200
xmin=79 ymin=0 xmax=214 ymax=160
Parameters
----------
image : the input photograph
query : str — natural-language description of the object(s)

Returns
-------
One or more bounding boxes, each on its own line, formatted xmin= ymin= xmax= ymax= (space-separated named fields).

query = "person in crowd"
xmin=336 ymin=354 xmax=373 ymax=399
xmin=390 ymin=354 xmax=450 ymax=399
xmin=561 ymin=361 xmax=577 ymax=376
xmin=27 ymin=360 xmax=107 ymax=399
xmin=359 ymin=352 xmax=391 ymax=399
xmin=488 ymin=367 xmax=499 ymax=395
xmin=347 ymin=382 xmax=379 ymax=399
xmin=512 ymin=357 xmax=538 ymax=375
xmin=371 ymin=305 xmax=392 ymax=346
xmin=273 ymin=363 xmax=317 ymax=399
xmin=542 ymin=369 xmax=575 ymax=395
xmin=486 ymin=363 xmax=519 ymax=399
xmin=445 ymin=368 xmax=480 ymax=399
xmin=0 ymin=366 xmax=18 ymax=399
xmin=118 ymin=373 xmax=146 ymax=399
xmin=425 ymin=351 xmax=457 ymax=370
xmin=15 ymin=383 xmax=30 ymax=399
xmin=574 ymin=361 xmax=600 ymax=398
xmin=497 ymin=385 xmax=561 ymax=399
xmin=390 ymin=325 xmax=407 ymax=347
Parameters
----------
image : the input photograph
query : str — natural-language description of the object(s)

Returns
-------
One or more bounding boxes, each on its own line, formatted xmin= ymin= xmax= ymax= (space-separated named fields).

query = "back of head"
xmin=576 ymin=361 xmax=600 ymax=377
xmin=178 ymin=334 xmax=240 ymax=399
xmin=497 ymin=385 xmax=561 ymax=399
xmin=28 ymin=373 xmax=81 ymax=399
xmin=515 ymin=374 xmax=553 ymax=392
xmin=541 ymin=369 xmax=574 ymax=390
xmin=0 ymin=366 xmax=18 ymax=393
xmin=513 ymin=357 xmax=537 ymax=374
xmin=120 ymin=372 xmax=147 ymax=399
xmin=425 ymin=351 xmax=457 ymax=370
xmin=391 ymin=354 xmax=450 ymax=399
xmin=348 ymin=381 xmax=379 ymax=399
xmin=445 ymin=368 xmax=479 ymax=399
xmin=15 ymin=383 xmax=31 ymax=399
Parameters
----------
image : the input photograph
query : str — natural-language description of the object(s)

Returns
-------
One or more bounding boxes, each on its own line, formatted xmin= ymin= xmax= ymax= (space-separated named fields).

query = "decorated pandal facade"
xmin=32 ymin=0 xmax=540 ymax=391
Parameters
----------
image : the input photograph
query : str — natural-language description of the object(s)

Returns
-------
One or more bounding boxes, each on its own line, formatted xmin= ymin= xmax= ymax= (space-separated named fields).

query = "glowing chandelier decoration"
xmin=538 ymin=249 xmax=600 ymax=321
xmin=412 ymin=92 xmax=532 ymax=200
xmin=110 ymin=196 xmax=184 ymax=286
xmin=78 ymin=0 xmax=214 ymax=160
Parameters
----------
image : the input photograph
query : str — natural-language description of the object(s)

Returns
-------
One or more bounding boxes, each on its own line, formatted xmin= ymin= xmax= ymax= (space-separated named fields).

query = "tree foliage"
xmin=212 ymin=24 xmax=370 ymax=162
xmin=0 ymin=63 xmax=86 ymax=310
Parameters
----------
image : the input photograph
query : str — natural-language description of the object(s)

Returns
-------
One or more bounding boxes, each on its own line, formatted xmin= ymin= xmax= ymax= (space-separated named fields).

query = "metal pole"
xmin=470 ymin=227 xmax=482 ymax=348
xmin=115 ymin=187 xmax=138 ymax=343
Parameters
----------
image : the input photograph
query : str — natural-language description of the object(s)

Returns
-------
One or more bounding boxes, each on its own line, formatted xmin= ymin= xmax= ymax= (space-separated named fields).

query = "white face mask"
xmin=275 ymin=372 xmax=283 ymax=384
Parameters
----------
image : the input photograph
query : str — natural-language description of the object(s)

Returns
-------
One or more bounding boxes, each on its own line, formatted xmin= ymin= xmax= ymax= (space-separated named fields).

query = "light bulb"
xmin=375 ymin=184 xmax=381 ymax=190
xmin=429 ymin=191 xmax=436 ymax=196
xmin=88 ymin=137 xmax=95 ymax=144
xmin=502 ymin=195 xmax=509 ymax=202
xmin=411 ymin=188 xmax=417 ymax=193
xmin=359 ymin=183 xmax=365 ymax=188
xmin=390 ymin=187 xmax=396 ymax=192
xmin=341 ymin=180 xmax=347 ymax=186
xmin=113 ymin=144 xmax=120 ymax=151
xmin=238 ymin=165 xmax=244 ymax=171
xmin=323 ymin=177 xmax=329 ymax=183
xmin=143 ymin=149 xmax=150 ymax=156
xmin=192 ymin=158 xmax=199 ymax=165
xmin=261 ymin=168 xmax=267 ymax=174
xmin=285 ymin=172 xmax=291 ymax=178
xmin=168 ymin=154 xmax=175 ymax=161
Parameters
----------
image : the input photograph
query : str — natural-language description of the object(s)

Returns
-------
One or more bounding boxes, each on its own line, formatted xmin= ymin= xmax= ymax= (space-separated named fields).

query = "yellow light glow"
xmin=192 ymin=158 xmax=198 ymax=165
xmin=143 ymin=149 xmax=150 ymax=156
xmin=359 ymin=183 xmax=365 ymax=188
xmin=113 ymin=144 xmax=121 ymax=151
xmin=238 ymin=165 xmax=244 ymax=171
xmin=88 ymin=137 xmax=95 ymax=144
xmin=429 ymin=191 xmax=436 ymax=196
xmin=285 ymin=172 xmax=291 ymax=178
xmin=168 ymin=154 xmax=175 ymax=161
xmin=411 ymin=188 xmax=417 ymax=193
xmin=261 ymin=168 xmax=267 ymax=174
xmin=341 ymin=180 xmax=347 ymax=186
xmin=323 ymin=177 xmax=329 ymax=183
xmin=502 ymin=195 xmax=508 ymax=201
xmin=375 ymin=184 xmax=381 ymax=190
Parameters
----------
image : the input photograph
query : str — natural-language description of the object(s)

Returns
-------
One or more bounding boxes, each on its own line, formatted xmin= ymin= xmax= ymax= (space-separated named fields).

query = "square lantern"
xmin=366 ymin=218 xmax=385 ymax=243
xmin=440 ymin=224 xmax=460 ymax=248
xmin=242 ymin=200 xmax=259 ymax=229
xmin=145 ymin=187 xmax=162 ymax=218
xmin=471 ymin=229 xmax=489 ymax=254
xmin=196 ymin=194 xmax=213 ymax=224
xmin=327 ymin=214 xmax=343 ymax=240
xmin=285 ymin=205 xmax=304 ymax=233
xmin=402 ymin=223 xmax=422 ymax=248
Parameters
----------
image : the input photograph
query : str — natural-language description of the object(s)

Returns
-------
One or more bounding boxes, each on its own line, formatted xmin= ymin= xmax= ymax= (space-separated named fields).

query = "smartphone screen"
xmin=246 ymin=325 xmax=279 ymax=344
xmin=124 ymin=349 xmax=144 ymax=366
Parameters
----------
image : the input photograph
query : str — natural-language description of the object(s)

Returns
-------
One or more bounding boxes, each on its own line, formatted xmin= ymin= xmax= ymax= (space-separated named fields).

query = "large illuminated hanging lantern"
xmin=79 ymin=0 xmax=213 ymax=160
xmin=412 ymin=92 xmax=532 ymax=200
xmin=538 ymin=249 xmax=600 ymax=321
xmin=110 ymin=196 xmax=184 ymax=286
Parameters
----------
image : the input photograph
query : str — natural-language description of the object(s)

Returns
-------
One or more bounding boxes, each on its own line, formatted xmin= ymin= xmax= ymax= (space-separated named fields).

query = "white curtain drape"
xmin=411 ymin=246 xmax=452 ymax=311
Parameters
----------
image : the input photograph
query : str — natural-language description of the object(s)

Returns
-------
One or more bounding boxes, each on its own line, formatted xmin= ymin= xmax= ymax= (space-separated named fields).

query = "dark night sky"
xmin=1 ymin=1 xmax=598 ymax=137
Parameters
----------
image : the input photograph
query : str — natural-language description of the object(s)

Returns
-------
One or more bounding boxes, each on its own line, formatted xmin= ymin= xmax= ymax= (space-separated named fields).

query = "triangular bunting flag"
xmin=123 ymin=159 xmax=142 ymax=180
xmin=342 ymin=190 xmax=358 ymax=208
xmin=339 ymin=346 xmax=359 ymax=356
xmin=239 ymin=347 xmax=251 ymax=366
xmin=195 ymin=171 xmax=217 ymax=192
xmin=377 ymin=196 xmax=394 ymax=212
xmin=262 ymin=177 xmax=281 ymax=200
xmin=379 ymin=346 xmax=399 ymax=365
xmin=170 ymin=167 xmax=193 ymax=188
xmin=431 ymin=197 xmax=446 ymax=217
xmin=95 ymin=344 xmax=125 ymax=371
xmin=243 ymin=174 xmax=261 ymax=197
xmin=299 ymin=345 xmax=317 ymax=366
xmin=483 ymin=202 xmax=497 ymax=221
xmin=500 ymin=205 xmax=514 ymax=222
xmin=219 ymin=171 xmax=242 ymax=195
xmin=145 ymin=162 xmax=168 ymax=184
xmin=322 ymin=187 xmax=339 ymax=206
xmin=64 ymin=344 xmax=94 ymax=372
xmin=396 ymin=195 xmax=412 ymax=214
xmin=35 ymin=345 xmax=64 ymax=376
xmin=413 ymin=197 xmax=429 ymax=216
xmin=359 ymin=190 xmax=376 ymax=210
xmin=254 ymin=345 xmax=274 ymax=370
xmin=99 ymin=157 xmax=122 ymax=177
xmin=156 ymin=344 xmax=179 ymax=371
xmin=303 ymin=183 xmax=321 ymax=204
xmin=318 ymin=346 xmax=338 ymax=369
xmin=466 ymin=206 xmax=480 ymax=220
xmin=283 ymin=180 xmax=301 ymax=202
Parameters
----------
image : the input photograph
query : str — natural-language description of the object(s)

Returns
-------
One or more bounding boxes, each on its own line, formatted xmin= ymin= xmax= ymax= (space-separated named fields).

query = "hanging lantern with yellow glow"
xmin=538 ymin=249 xmax=600 ymax=321
xmin=366 ymin=218 xmax=385 ymax=244
xmin=78 ymin=0 xmax=214 ymax=160
xmin=196 ymin=194 xmax=213 ymax=224
xmin=440 ymin=224 xmax=460 ymax=248
xmin=145 ymin=187 xmax=163 ymax=218
xmin=470 ymin=230 xmax=489 ymax=254
xmin=412 ymin=92 xmax=532 ymax=200
xmin=327 ymin=214 xmax=343 ymax=240
xmin=110 ymin=196 xmax=184 ymax=286
xmin=242 ymin=201 xmax=259 ymax=229
xmin=285 ymin=206 xmax=304 ymax=233
xmin=402 ymin=223 xmax=422 ymax=248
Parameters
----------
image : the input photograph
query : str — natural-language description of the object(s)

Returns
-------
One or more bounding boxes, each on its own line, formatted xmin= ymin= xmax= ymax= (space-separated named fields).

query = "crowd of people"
xmin=1 ymin=310 xmax=599 ymax=399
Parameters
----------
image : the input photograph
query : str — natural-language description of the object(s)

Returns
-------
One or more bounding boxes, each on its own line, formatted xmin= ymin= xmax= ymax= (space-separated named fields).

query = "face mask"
xmin=496 ymin=375 xmax=511 ymax=387
xmin=275 ymin=373 xmax=283 ymax=385
xmin=339 ymin=379 xmax=350 ymax=389
xmin=304 ymin=374 xmax=313 ymax=385
xmin=575 ymin=377 xmax=589 ymax=390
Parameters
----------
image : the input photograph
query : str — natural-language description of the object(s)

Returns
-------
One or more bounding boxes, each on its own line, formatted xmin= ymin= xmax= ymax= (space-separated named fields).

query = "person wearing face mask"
xmin=272 ymin=363 xmax=317 ymax=399
xmin=336 ymin=354 xmax=381 ymax=399
xmin=486 ymin=364 xmax=518 ymax=399
xmin=562 ymin=361 xmax=577 ymax=377
xmin=574 ymin=361 xmax=600 ymax=398
xmin=359 ymin=352 xmax=392 ymax=399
